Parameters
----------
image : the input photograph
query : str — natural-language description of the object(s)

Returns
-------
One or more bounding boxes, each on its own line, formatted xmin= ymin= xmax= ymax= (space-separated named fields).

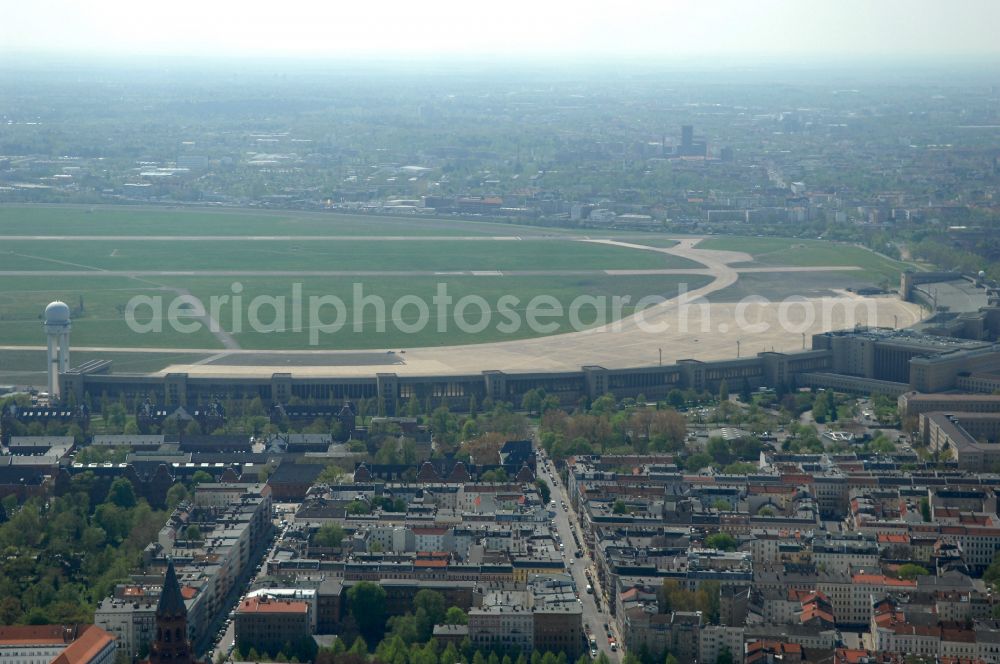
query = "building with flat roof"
xmin=94 ymin=596 xmax=157 ymax=659
xmin=921 ymin=412 xmax=1000 ymax=470
xmin=813 ymin=328 xmax=1000 ymax=392
xmin=899 ymin=393 xmax=1000 ymax=419
xmin=468 ymin=576 xmax=583 ymax=657
xmin=234 ymin=596 xmax=311 ymax=656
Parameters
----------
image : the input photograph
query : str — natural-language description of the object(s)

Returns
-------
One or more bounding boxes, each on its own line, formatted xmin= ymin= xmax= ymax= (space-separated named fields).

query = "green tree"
xmin=185 ymin=525 xmax=203 ymax=542
xmin=867 ymin=435 xmax=896 ymax=454
xmin=166 ymin=483 xmax=188 ymax=508
xmin=348 ymin=581 xmax=388 ymax=643
xmin=406 ymin=395 xmax=421 ymax=418
xmin=535 ymin=479 xmax=551 ymax=504
xmin=666 ymin=390 xmax=685 ymax=409
xmin=705 ymin=532 xmax=737 ymax=552
xmin=346 ymin=500 xmax=370 ymax=515
xmin=349 ymin=637 xmax=368 ymax=656
xmin=812 ymin=392 xmax=830 ymax=423
xmin=612 ymin=499 xmax=628 ymax=515
xmin=723 ymin=462 xmax=757 ymax=475
xmin=480 ymin=468 xmax=508 ymax=482
xmin=920 ymin=498 xmax=931 ymax=522
xmin=522 ymin=389 xmax=542 ymax=415
xmin=190 ymin=470 xmax=213 ymax=485
xmin=386 ymin=615 xmax=418 ymax=645
xmin=897 ymin=563 xmax=929 ymax=580
xmin=985 ymin=552 xmax=1000 ymax=589
xmin=707 ymin=437 xmax=732 ymax=465
xmin=106 ymin=478 xmax=137 ymax=509
xmin=313 ymin=523 xmax=346 ymax=548
xmin=684 ymin=452 xmax=712 ymax=472
xmin=104 ymin=403 xmax=127 ymax=433
xmin=715 ymin=648 xmax=733 ymax=664
xmin=444 ymin=606 xmax=468 ymax=625
xmin=317 ymin=464 xmax=344 ymax=484
xmin=413 ymin=589 xmax=446 ymax=640
xmin=718 ymin=380 xmax=729 ymax=402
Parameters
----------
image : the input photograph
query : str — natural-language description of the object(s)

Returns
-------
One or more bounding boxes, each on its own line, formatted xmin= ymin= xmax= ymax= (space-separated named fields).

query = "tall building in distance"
xmin=678 ymin=124 xmax=707 ymax=157
xmin=681 ymin=125 xmax=694 ymax=151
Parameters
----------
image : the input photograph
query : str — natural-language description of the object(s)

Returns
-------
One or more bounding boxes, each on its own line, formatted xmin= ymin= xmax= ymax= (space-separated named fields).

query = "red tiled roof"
xmin=51 ymin=626 xmax=115 ymax=664
xmin=237 ymin=597 xmax=308 ymax=614
xmin=800 ymin=605 xmax=835 ymax=624
xmin=834 ymin=649 xmax=872 ymax=664
xmin=0 ymin=625 xmax=72 ymax=645
xmin=852 ymin=573 xmax=916 ymax=587
xmin=878 ymin=533 xmax=909 ymax=544
xmin=414 ymin=559 xmax=447 ymax=568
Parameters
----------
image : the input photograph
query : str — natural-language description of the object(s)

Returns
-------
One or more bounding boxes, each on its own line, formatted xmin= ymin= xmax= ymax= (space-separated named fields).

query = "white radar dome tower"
xmin=43 ymin=301 xmax=71 ymax=400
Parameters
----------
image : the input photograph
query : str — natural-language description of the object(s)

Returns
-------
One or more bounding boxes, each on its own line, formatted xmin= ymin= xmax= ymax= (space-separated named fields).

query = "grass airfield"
xmin=0 ymin=205 xmax=921 ymax=383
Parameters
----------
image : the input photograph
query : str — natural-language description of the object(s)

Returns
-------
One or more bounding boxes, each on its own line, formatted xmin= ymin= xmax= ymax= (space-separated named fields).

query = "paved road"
xmin=203 ymin=518 xmax=288 ymax=662
xmin=538 ymin=455 xmax=622 ymax=663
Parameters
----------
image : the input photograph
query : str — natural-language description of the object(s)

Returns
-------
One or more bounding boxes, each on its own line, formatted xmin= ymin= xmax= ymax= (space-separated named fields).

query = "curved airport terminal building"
xmin=54 ymin=272 xmax=1000 ymax=413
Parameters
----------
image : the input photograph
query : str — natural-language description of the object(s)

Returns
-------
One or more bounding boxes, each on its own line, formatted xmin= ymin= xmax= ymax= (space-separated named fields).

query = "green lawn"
xmin=699 ymin=236 xmax=908 ymax=281
xmin=0 ymin=272 xmax=711 ymax=350
xmin=0 ymin=205 xmax=582 ymax=237
xmin=2 ymin=238 xmax=698 ymax=272
xmin=0 ymin=276 xmax=223 ymax=348
xmin=0 ymin=206 xmax=704 ymax=351
xmin=176 ymin=274 xmax=713 ymax=350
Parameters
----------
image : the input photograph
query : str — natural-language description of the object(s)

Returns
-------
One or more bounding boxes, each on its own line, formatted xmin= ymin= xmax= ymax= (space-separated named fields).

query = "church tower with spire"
xmin=144 ymin=560 xmax=202 ymax=664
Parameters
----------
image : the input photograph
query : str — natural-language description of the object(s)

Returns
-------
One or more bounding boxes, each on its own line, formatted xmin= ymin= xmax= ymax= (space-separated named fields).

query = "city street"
xmin=537 ymin=455 xmax=622 ymax=663
xmin=204 ymin=514 xmax=288 ymax=662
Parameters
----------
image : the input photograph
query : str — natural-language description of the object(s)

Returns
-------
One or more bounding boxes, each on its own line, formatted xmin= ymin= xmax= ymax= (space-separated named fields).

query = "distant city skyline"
xmin=4 ymin=0 xmax=1000 ymax=60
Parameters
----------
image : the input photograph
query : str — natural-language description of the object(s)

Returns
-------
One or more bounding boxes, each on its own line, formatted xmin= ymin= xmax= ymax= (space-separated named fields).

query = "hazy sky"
xmin=4 ymin=0 xmax=1000 ymax=60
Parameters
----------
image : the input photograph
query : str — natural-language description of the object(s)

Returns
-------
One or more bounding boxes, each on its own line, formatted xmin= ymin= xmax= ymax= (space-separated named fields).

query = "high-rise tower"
xmin=43 ymin=301 xmax=71 ymax=400
xmin=681 ymin=124 xmax=694 ymax=151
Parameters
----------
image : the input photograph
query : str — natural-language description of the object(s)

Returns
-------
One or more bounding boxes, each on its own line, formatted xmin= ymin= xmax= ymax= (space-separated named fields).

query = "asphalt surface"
xmin=538 ymin=455 xmax=622 ymax=663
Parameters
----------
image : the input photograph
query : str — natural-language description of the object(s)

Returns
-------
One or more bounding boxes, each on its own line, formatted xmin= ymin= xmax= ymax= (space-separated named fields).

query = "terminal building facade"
xmin=60 ymin=350 xmax=834 ymax=415
xmin=53 ymin=322 xmax=1000 ymax=415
